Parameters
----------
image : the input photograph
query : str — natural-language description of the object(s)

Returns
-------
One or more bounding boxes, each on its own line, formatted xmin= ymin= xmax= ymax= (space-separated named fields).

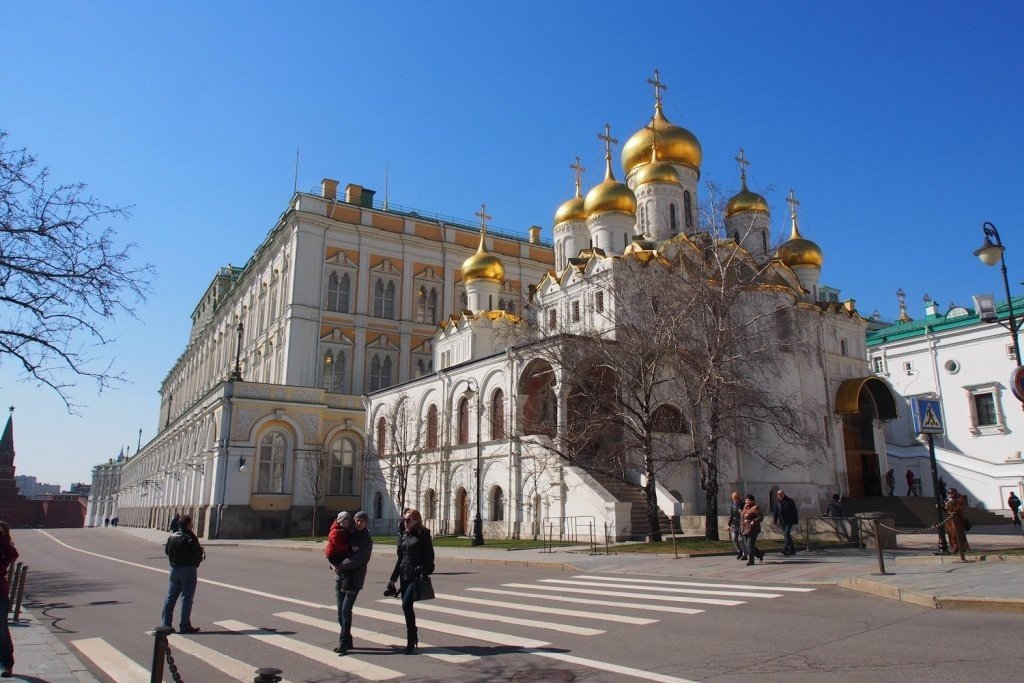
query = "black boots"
xmin=334 ymin=636 xmax=353 ymax=655
xmin=404 ymin=628 xmax=418 ymax=655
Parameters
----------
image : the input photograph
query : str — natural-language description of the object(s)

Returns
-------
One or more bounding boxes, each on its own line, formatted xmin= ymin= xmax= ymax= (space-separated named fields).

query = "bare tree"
xmin=379 ymin=393 xmax=425 ymax=513
xmin=301 ymin=448 xmax=329 ymax=536
xmin=0 ymin=131 xmax=153 ymax=409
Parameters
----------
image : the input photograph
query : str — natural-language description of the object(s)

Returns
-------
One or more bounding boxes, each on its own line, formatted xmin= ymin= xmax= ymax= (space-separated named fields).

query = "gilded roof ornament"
xmin=775 ymin=188 xmax=823 ymax=268
xmin=461 ymin=203 xmax=505 ymax=283
xmin=725 ymin=148 xmax=769 ymax=217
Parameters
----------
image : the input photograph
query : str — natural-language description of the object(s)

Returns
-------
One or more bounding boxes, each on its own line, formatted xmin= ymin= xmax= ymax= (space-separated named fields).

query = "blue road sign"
xmin=911 ymin=398 xmax=944 ymax=435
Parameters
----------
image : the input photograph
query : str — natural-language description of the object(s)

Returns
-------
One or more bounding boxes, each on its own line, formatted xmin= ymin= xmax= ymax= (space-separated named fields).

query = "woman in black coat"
xmin=387 ymin=508 xmax=434 ymax=654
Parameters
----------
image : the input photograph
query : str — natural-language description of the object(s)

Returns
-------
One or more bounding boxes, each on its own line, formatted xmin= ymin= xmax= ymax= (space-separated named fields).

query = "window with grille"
xmin=974 ymin=393 xmax=997 ymax=427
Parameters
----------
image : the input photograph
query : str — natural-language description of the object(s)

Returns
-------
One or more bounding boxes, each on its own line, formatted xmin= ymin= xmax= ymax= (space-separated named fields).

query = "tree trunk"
xmin=644 ymin=450 xmax=662 ymax=542
xmin=311 ymin=506 xmax=318 ymax=539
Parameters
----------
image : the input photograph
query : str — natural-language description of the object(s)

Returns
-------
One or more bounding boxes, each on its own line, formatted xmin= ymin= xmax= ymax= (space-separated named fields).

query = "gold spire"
xmin=776 ymin=189 xmax=823 ymax=268
xmin=585 ymin=124 xmax=637 ymax=216
xmin=622 ymin=69 xmax=702 ymax=174
xmin=725 ymin=148 xmax=769 ymax=217
xmin=461 ymin=203 xmax=505 ymax=283
xmin=647 ymin=68 xmax=667 ymax=108
xmin=554 ymin=157 xmax=587 ymax=224
xmin=896 ymin=288 xmax=912 ymax=323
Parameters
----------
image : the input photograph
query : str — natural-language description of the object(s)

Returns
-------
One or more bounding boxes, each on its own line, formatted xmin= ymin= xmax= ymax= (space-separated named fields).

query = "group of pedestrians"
xmin=727 ymin=489 xmax=802 ymax=564
xmin=158 ymin=508 xmax=435 ymax=658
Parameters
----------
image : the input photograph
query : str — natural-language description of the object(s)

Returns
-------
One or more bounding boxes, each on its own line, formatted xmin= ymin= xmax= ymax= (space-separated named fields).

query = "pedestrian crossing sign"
xmin=911 ymin=398 xmax=944 ymax=435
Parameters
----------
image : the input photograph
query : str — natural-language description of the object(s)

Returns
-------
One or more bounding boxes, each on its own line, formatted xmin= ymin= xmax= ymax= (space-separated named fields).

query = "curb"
xmin=838 ymin=576 xmax=1024 ymax=613
xmin=11 ymin=609 xmax=100 ymax=682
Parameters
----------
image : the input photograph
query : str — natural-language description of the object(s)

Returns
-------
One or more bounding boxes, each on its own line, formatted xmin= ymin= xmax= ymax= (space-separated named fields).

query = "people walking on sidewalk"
xmin=388 ymin=508 xmax=434 ymax=654
xmin=0 ymin=521 xmax=20 ymax=678
xmin=885 ymin=469 xmax=895 ymax=496
xmin=326 ymin=511 xmax=373 ymax=655
xmin=1008 ymin=492 xmax=1021 ymax=526
xmin=161 ymin=514 xmax=204 ymax=634
xmin=740 ymin=495 xmax=764 ymax=566
xmin=169 ymin=512 xmax=181 ymax=533
xmin=945 ymin=488 xmax=970 ymax=561
xmin=905 ymin=469 xmax=917 ymax=496
xmin=774 ymin=490 xmax=799 ymax=555
xmin=728 ymin=492 xmax=746 ymax=560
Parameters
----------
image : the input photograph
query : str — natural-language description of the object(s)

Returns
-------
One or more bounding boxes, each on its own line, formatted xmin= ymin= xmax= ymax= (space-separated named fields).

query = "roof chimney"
xmin=528 ymin=226 xmax=542 ymax=244
xmin=345 ymin=183 xmax=364 ymax=205
xmin=321 ymin=178 xmax=339 ymax=200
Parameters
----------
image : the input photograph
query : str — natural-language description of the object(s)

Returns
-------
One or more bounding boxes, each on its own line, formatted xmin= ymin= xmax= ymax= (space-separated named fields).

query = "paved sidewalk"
xmin=13 ymin=523 xmax=1024 ymax=680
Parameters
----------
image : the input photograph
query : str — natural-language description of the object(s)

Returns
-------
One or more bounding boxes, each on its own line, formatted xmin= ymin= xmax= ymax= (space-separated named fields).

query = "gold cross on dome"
xmin=735 ymin=148 xmax=750 ymax=181
xmin=597 ymin=123 xmax=618 ymax=160
xmin=786 ymin=189 xmax=800 ymax=218
xmin=475 ymin=203 xmax=492 ymax=234
xmin=570 ymin=156 xmax=586 ymax=193
xmin=647 ymin=68 xmax=667 ymax=107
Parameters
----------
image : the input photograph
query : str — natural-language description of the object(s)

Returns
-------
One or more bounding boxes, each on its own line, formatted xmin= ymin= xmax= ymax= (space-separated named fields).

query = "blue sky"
xmin=3 ymin=1 xmax=1022 ymax=487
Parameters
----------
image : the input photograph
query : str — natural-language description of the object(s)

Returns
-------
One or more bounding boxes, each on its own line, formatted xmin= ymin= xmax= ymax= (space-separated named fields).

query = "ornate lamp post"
xmin=463 ymin=378 xmax=485 ymax=546
xmin=974 ymin=222 xmax=1022 ymax=368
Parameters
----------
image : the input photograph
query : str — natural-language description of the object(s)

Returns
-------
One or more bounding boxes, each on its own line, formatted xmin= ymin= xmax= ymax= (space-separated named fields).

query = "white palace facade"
xmin=364 ymin=76 xmax=900 ymax=541
xmin=112 ymin=182 xmax=553 ymax=538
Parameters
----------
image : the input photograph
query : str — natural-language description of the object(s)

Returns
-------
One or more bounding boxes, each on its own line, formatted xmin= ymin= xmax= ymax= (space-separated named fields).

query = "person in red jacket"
xmin=0 ymin=521 xmax=21 ymax=678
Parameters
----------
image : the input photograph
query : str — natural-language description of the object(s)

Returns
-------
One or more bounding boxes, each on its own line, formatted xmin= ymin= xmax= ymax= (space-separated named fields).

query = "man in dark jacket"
xmin=774 ymin=490 xmax=799 ymax=556
xmin=328 ymin=510 xmax=373 ymax=655
xmin=161 ymin=514 xmax=203 ymax=633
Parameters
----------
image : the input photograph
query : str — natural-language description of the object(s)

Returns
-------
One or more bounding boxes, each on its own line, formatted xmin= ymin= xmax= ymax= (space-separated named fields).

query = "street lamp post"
xmin=464 ymin=379 xmax=485 ymax=546
xmin=974 ymin=222 xmax=1022 ymax=368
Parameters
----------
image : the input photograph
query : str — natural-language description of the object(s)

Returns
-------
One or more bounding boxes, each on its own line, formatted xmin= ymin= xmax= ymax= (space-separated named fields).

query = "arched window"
xmin=416 ymin=286 xmax=427 ymax=322
xmin=373 ymin=280 xmax=385 ymax=318
xmin=491 ymin=389 xmax=505 ymax=440
xmin=338 ymin=273 xmax=350 ymax=312
xmin=417 ymin=359 xmax=426 ymax=376
xmin=384 ymin=281 xmax=396 ymax=319
xmin=373 ymin=491 xmax=383 ymax=519
xmin=329 ymin=436 xmax=357 ymax=495
xmin=639 ymin=205 xmax=646 ymax=232
xmin=491 ymin=485 xmax=505 ymax=521
xmin=256 ymin=430 xmax=288 ymax=493
xmin=427 ymin=288 xmax=438 ymax=323
xmin=322 ymin=350 xmax=345 ymax=392
xmin=381 ymin=356 xmax=392 ymax=389
xmin=733 ymin=231 xmax=740 ymax=243
xmin=651 ymin=404 xmax=690 ymax=434
xmin=457 ymin=397 xmax=470 ymax=445
xmin=376 ymin=416 xmax=387 ymax=455
xmin=498 ymin=298 xmax=506 ymax=311
xmin=424 ymin=489 xmax=437 ymax=519
xmin=507 ymin=300 xmax=515 ymax=315
xmin=426 ymin=404 xmax=439 ymax=449
xmin=328 ymin=272 xmax=350 ymax=312
xmin=761 ymin=230 xmax=768 ymax=254
xmin=684 ymin=191 xmax=694 ymax=229
xmin=459 ymin=291 xmax=468 ymax=310
xmin=369 ymin=356 xmax=382 ymax=392
xmin=670 ymin=204 xmax=677 ymax=232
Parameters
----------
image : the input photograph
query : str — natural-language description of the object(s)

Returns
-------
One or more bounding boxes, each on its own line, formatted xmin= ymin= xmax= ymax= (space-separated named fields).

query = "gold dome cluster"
xmin=726 ymin=178 xmax=770 ymax=218
xmin=584 ymin=163 xmax=637 ymax=216
xmin=622 ymin=104 xmax=702 ymax=175
xmin=633 ymin=145 xmax=681 ymax=186
xmin=554 ymin=194 xmax=586 ymax=224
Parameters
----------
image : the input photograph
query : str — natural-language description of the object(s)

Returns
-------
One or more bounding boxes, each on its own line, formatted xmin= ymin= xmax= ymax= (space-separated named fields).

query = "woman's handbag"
xmin=414 ymin=575 xmax=435 ymax=601
xmin=962 ymin=517 xmax=972 ymax=531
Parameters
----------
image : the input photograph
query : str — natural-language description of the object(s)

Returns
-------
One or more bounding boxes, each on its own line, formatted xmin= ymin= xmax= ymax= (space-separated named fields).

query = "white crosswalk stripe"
xmin=528 ymin=649 xmax=700 ymax=683
xmin=574 ymin=574 xmax=817 ymax=592
xmin=215 ymin=619 xmax=404 ymax=681
xmin=539 ymin=578 xmax=784 ymax=599
xmin=502 ymin=582 xmax=745 ymax=606
xmin=71 ymin=638 xmax=149 ymax=683
xmin=380 ymin=600 xmax=606 ymax=635
xmin=436 ymin=592 xmax=659 ymax=624
xmin=164 ymin=633 xmax=297 ymax=683
xmin=352 ymin=604 xmax=550 ymax=648
xmin=275 ymin=611 xmax=479 ymax=663
xmin=467 ymin=587 xmax=704 ymax=614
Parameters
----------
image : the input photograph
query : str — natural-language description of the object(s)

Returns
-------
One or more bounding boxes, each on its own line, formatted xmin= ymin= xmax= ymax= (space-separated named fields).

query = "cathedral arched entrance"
xmin=518 ymin=359 xmax=557 ymax=437
xmin=835 ymin=377 xmax=899 ymax=497
xmin=455 ymin=487 xmax=468 ymax=536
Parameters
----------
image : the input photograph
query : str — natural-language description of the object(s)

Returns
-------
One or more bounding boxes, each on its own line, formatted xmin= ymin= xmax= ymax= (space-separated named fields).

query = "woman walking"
xmin=741 ymin=494 xmax=765 ymax=566
xmin=945 ymin=488 xmax=970 ymax=561
xmin=728 ymin=492 xmax=746 ymax=560
xmin=326 ymin=511 xmax=373 ymax=655
xmin=387 ymin=508 xmax=434 ymax=654
xmin=0 ymin=521 xmax=20 ymax=678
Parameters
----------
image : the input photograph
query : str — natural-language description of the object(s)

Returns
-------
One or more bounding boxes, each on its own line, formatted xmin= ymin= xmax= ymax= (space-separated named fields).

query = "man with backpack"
xmin=161 ymin=514 xmax=204 ymax=634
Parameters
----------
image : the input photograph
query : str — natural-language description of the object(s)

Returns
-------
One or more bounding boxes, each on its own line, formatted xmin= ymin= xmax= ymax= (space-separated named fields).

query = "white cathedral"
xmin=364 ymin=74 xmax=898 ymax=541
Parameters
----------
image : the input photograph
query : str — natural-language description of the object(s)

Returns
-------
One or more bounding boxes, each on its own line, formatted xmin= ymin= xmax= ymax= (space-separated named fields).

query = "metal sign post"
xmin=912 ymin=398 xmax=949 ymax=554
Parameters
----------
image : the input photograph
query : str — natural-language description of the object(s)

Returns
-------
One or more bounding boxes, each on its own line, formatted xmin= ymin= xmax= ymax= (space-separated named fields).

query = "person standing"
xmin=740 ymin=494 xmax=764 ymax=566
xmin=387 ymin=508 xmax=434 ymax=654
xmin=945 ymin=488 xmax=970 ymax=561
xmin=0 ymin=522 xmax=20 ymax=678
xmin=905 ymin=469 xmax=916 ymax=496
xmin=774 ymin=490 xmax=799 ymax=555
xmin=826 ymin=494 xmax=843 ymax=518
xmin=327 ymin=511 xmax=373 ymax=655
xmin=885 ymin=469 xmax=895 ymax=496
xmin=1008 ymin=492 xmax=1022 ymax=527
xmin=728 ymin=492 xmax=746 ymax=560
xmin=161 ymin=514 xmax=203 ymax=634
xmin=169 ymin=512 xmax=181 ymax=533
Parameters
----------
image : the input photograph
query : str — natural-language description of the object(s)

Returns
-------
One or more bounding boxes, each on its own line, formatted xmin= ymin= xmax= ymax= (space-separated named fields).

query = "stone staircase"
xmin=585 ymin=469 xmax=673 ymax=538
xmin=842 ymin=496 xmax=1009 ymax=528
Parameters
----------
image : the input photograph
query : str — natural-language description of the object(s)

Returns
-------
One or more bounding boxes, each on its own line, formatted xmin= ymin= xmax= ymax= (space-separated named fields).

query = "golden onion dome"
xmin=584 ymin=158 xmax=637 ymax=217
xmin=554 ymin=194 xmax=586 ymax=224
xmin=725 ymin=178 xmax=770 ymax=218
xmin=461 ymin=231 xmax=505 ymax=283
xmin=622 ymin=104 xmax=702 ymax=175
xmin=776 ymin=215 xmax=823 ymax=268
xmin=634 ymin=145 xmax=681 ymax=186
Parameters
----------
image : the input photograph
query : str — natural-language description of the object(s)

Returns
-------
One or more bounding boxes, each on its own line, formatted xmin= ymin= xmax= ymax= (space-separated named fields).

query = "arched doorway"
xmin=835 ymin=377 xmax=899 ymax=497
xmin=455 ymin=487 xmax=468 ymax=536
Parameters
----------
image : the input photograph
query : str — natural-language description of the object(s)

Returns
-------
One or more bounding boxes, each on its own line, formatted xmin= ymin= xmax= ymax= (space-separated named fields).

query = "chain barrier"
xmin=164 ymin=640 xmax=184 ymax=683
xmin=874 ymin=511 xmax=959 ymax=535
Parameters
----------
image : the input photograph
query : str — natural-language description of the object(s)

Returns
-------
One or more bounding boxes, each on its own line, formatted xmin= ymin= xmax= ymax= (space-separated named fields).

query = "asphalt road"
xmin=14 ymin=528 xmax=1024 ymax=682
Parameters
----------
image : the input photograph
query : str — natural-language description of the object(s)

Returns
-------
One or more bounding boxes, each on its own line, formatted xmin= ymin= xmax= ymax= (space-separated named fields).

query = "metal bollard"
xmin=604 ymin=521 xmax=610 ymax=555
xmin=150 ymin=626 xmax=173 ymax=683
xmin=670 ymin=518 xmax=679 ymax=559
xmin=5 ymin=562 xmax=15 ymax=603
xmin=8 ymin=562 xmax=21 ymax=604
xmin=12 ymin=567 xmax=27 ymax=622
xmin=254 ymin=667 xmax=283 ymax=682
xmin=872 ymin=519 xmax=890 ymax=575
